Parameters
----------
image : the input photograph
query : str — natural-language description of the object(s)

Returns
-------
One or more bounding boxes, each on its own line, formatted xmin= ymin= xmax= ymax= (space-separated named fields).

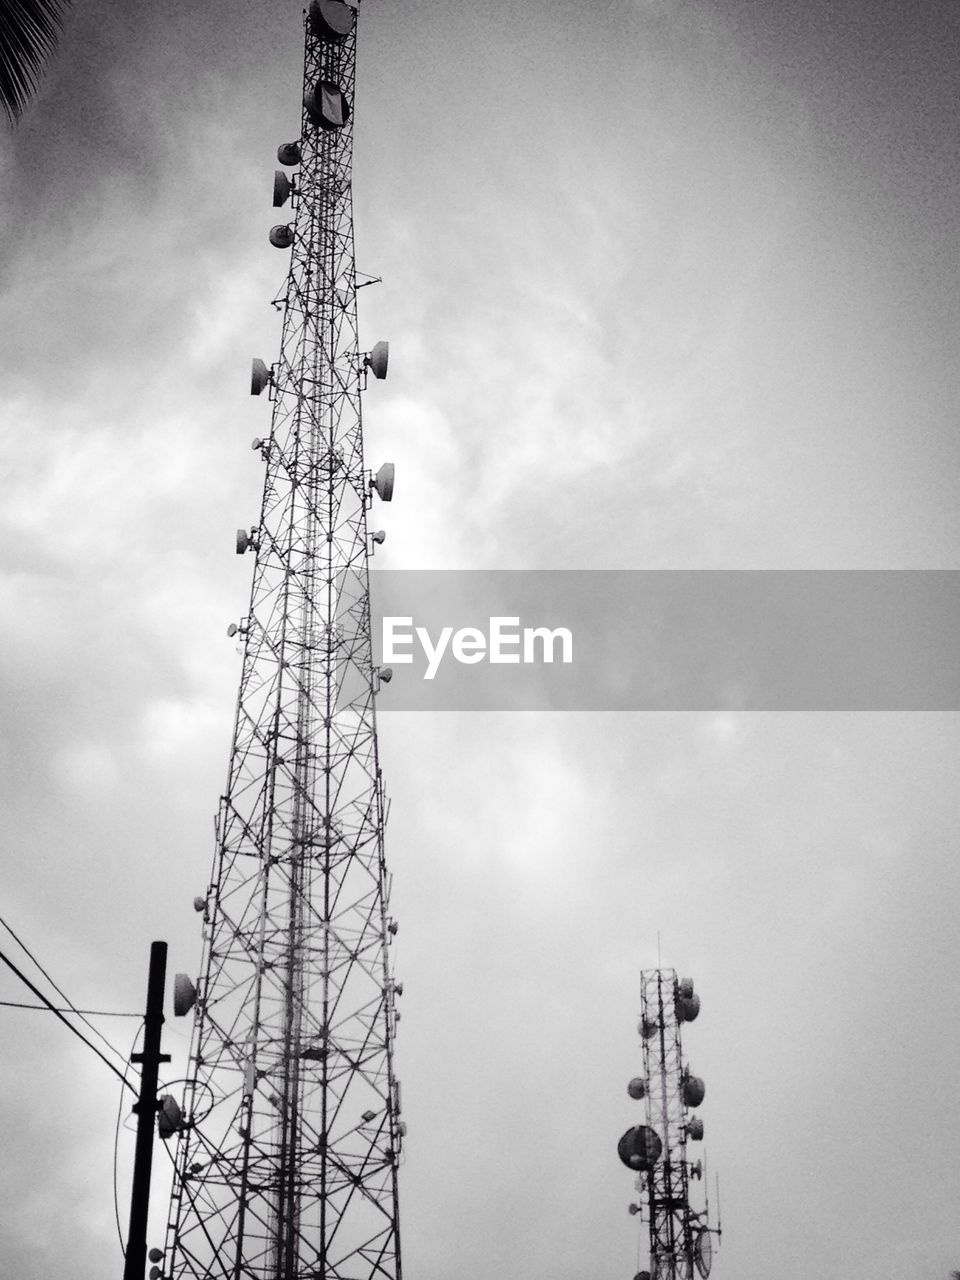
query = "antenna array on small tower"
xmin=619 ymin=969 xmax=720 ymax=1280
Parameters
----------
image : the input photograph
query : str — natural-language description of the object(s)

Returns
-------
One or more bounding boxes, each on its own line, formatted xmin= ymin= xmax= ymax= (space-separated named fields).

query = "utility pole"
xmin=124 ymin=940 xmax=170 ymax=1280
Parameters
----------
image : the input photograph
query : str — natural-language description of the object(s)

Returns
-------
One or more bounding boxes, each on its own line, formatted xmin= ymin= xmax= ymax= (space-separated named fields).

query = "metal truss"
xmin=162 ymin=8 xmax=402 ymax=1278
xmin=632 ymin=969 xmax=711 ymax=1280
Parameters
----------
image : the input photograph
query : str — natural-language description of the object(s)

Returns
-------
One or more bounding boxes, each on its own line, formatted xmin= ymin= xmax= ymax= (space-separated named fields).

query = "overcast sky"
xmin=1 ymin=1 xmax=959 ymax=1278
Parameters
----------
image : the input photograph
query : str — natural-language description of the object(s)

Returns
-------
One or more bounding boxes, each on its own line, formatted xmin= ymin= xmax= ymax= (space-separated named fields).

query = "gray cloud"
xmin=2 ymin=2 xmax=960 ymax=1279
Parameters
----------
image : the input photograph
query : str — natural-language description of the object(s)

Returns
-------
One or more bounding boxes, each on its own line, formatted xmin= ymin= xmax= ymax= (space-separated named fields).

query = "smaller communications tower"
xmin=618 ymin=969 xmax=719 ymax=1280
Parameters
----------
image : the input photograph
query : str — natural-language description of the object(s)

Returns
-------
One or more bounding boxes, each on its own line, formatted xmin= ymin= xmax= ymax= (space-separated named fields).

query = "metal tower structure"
xmin=160 ymin=3 xmax=403 ymax=1277
xmin=618 ymin=970 xmax=718 ymax=1280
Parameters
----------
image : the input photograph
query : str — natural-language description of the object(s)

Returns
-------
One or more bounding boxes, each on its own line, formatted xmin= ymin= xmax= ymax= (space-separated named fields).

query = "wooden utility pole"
xmin=123 ymin=940 xmax=170 ymax=1280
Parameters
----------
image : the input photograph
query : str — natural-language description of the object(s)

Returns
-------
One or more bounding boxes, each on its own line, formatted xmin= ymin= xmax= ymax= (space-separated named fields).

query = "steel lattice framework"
xmin=162 ymin=5 xmax=403 ymax=1278
xmin=640 ymin=970 xmax=696 ymax=1280
xmin=621 ymin=969 xmax=715 ymax=1280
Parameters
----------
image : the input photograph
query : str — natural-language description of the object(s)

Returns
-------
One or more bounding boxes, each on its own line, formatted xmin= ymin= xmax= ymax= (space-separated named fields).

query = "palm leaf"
xmin=0 ymin=0 xmax=70 ymax=124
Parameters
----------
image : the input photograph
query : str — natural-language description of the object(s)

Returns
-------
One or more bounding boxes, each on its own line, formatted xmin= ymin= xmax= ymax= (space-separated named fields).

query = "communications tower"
xmin=160 ymin=3 xmax=403 ymax=1277
xmin=618 ymin=970 xmax=719 ymax=1280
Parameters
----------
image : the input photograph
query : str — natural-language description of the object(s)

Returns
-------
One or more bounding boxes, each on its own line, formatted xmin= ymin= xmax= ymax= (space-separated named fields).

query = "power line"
xmin=0 ymin=999 xmax=140 ymax=1016
xmin=0 ymin=945 xmax=137 ymax=1094
xmin=0 ymin=912 xmax=131 ymax=1070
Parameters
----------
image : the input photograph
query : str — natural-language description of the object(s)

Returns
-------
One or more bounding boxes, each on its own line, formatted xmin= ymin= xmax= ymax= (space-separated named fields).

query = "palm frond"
xmin=0 ymin=0 xmax=70 ymax=124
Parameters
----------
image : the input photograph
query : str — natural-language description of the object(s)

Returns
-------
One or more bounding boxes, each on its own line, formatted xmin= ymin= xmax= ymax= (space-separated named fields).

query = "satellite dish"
xmin=379 ymin=666 xmax=394 ymax=683
xmin=678 ymin=992 xmax=701 ymax=1022
xmin=687 ymin=1116 xmax=704 ymax=1141
xmin=371 ymin=530 xmax=386 ymax=545
xmin=236 ymin=529 xmax=250 ymax=555
xmin=387 ymin=920 xmax=398 ymax=936
xmin=304 ymin=80 xmax=351 ymax=130
xmin=678 ymin=977 xmax=695 ymax=999
xmin=227 ymin=623 xmax=239 ymax=638
xmin=250 ymin=358 xmax=272 ymax=395
xmin=694 ymin=1228 xmax=713 ymax=1279
xmin=276 ymin=141 xmax=302 ymax=166
xmin=394 ymin=981 xmax=403 ymax=996
xmin=173 ymin=973 xmax=197 ymax=1017
xmin=192 ymin=895 xmax=206 ymax=913
xmin=683 ymin=1076 xmax=706 ymax=1108
xmin=269 ymin=224 xmax=294 ymax=249
xmin=640 ymin=1016 xmax=658 ymax=1039
xmin=635 ymin=1273 xmax=652 ymax=1280
xmin=157 ymin=1095 xmax=183 ymax=1140
xmin=365 ymin=340 xmax=389 ymax=380
xmin=149 ymin=1269 xmax=162 ymax=1280
xmin=617 ymin=1125 xmax=662 ymax=1172
xmin=627 ymin=1077 xmax=646 ymax=1100
xmin=251 ymin=437 xmax=265 ymax=451
xmin=628 ymin=1204 xmax=640 ymax=1216
xmin=373 ymin=462 xmax=395 ymax=502
xmin=273 ymin=170 xmax=293 ymax=207
xmin=148 ymin=1250 xmax=163 ymax=1264
xmin=309 ymin=0 xmax=356 ymax=40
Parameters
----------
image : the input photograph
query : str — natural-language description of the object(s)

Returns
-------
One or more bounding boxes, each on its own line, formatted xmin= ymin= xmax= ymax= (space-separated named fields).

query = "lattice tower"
xmin=619 ymin=969 xmax=716 ymax=1280
xmin=161 ymin=3 xmax=403 ymax=1277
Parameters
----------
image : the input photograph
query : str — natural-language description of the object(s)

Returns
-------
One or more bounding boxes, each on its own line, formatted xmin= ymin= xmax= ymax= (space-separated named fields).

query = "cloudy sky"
xmin=1 ymin=1 xmax=959 ymax=1277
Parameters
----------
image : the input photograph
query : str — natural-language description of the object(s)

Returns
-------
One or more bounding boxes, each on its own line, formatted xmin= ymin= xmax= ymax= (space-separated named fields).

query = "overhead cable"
xmin=0 ymin=912 xmax=132 ymax=1069
xmin=0 ymin=945 xmax=137 ymax=1094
